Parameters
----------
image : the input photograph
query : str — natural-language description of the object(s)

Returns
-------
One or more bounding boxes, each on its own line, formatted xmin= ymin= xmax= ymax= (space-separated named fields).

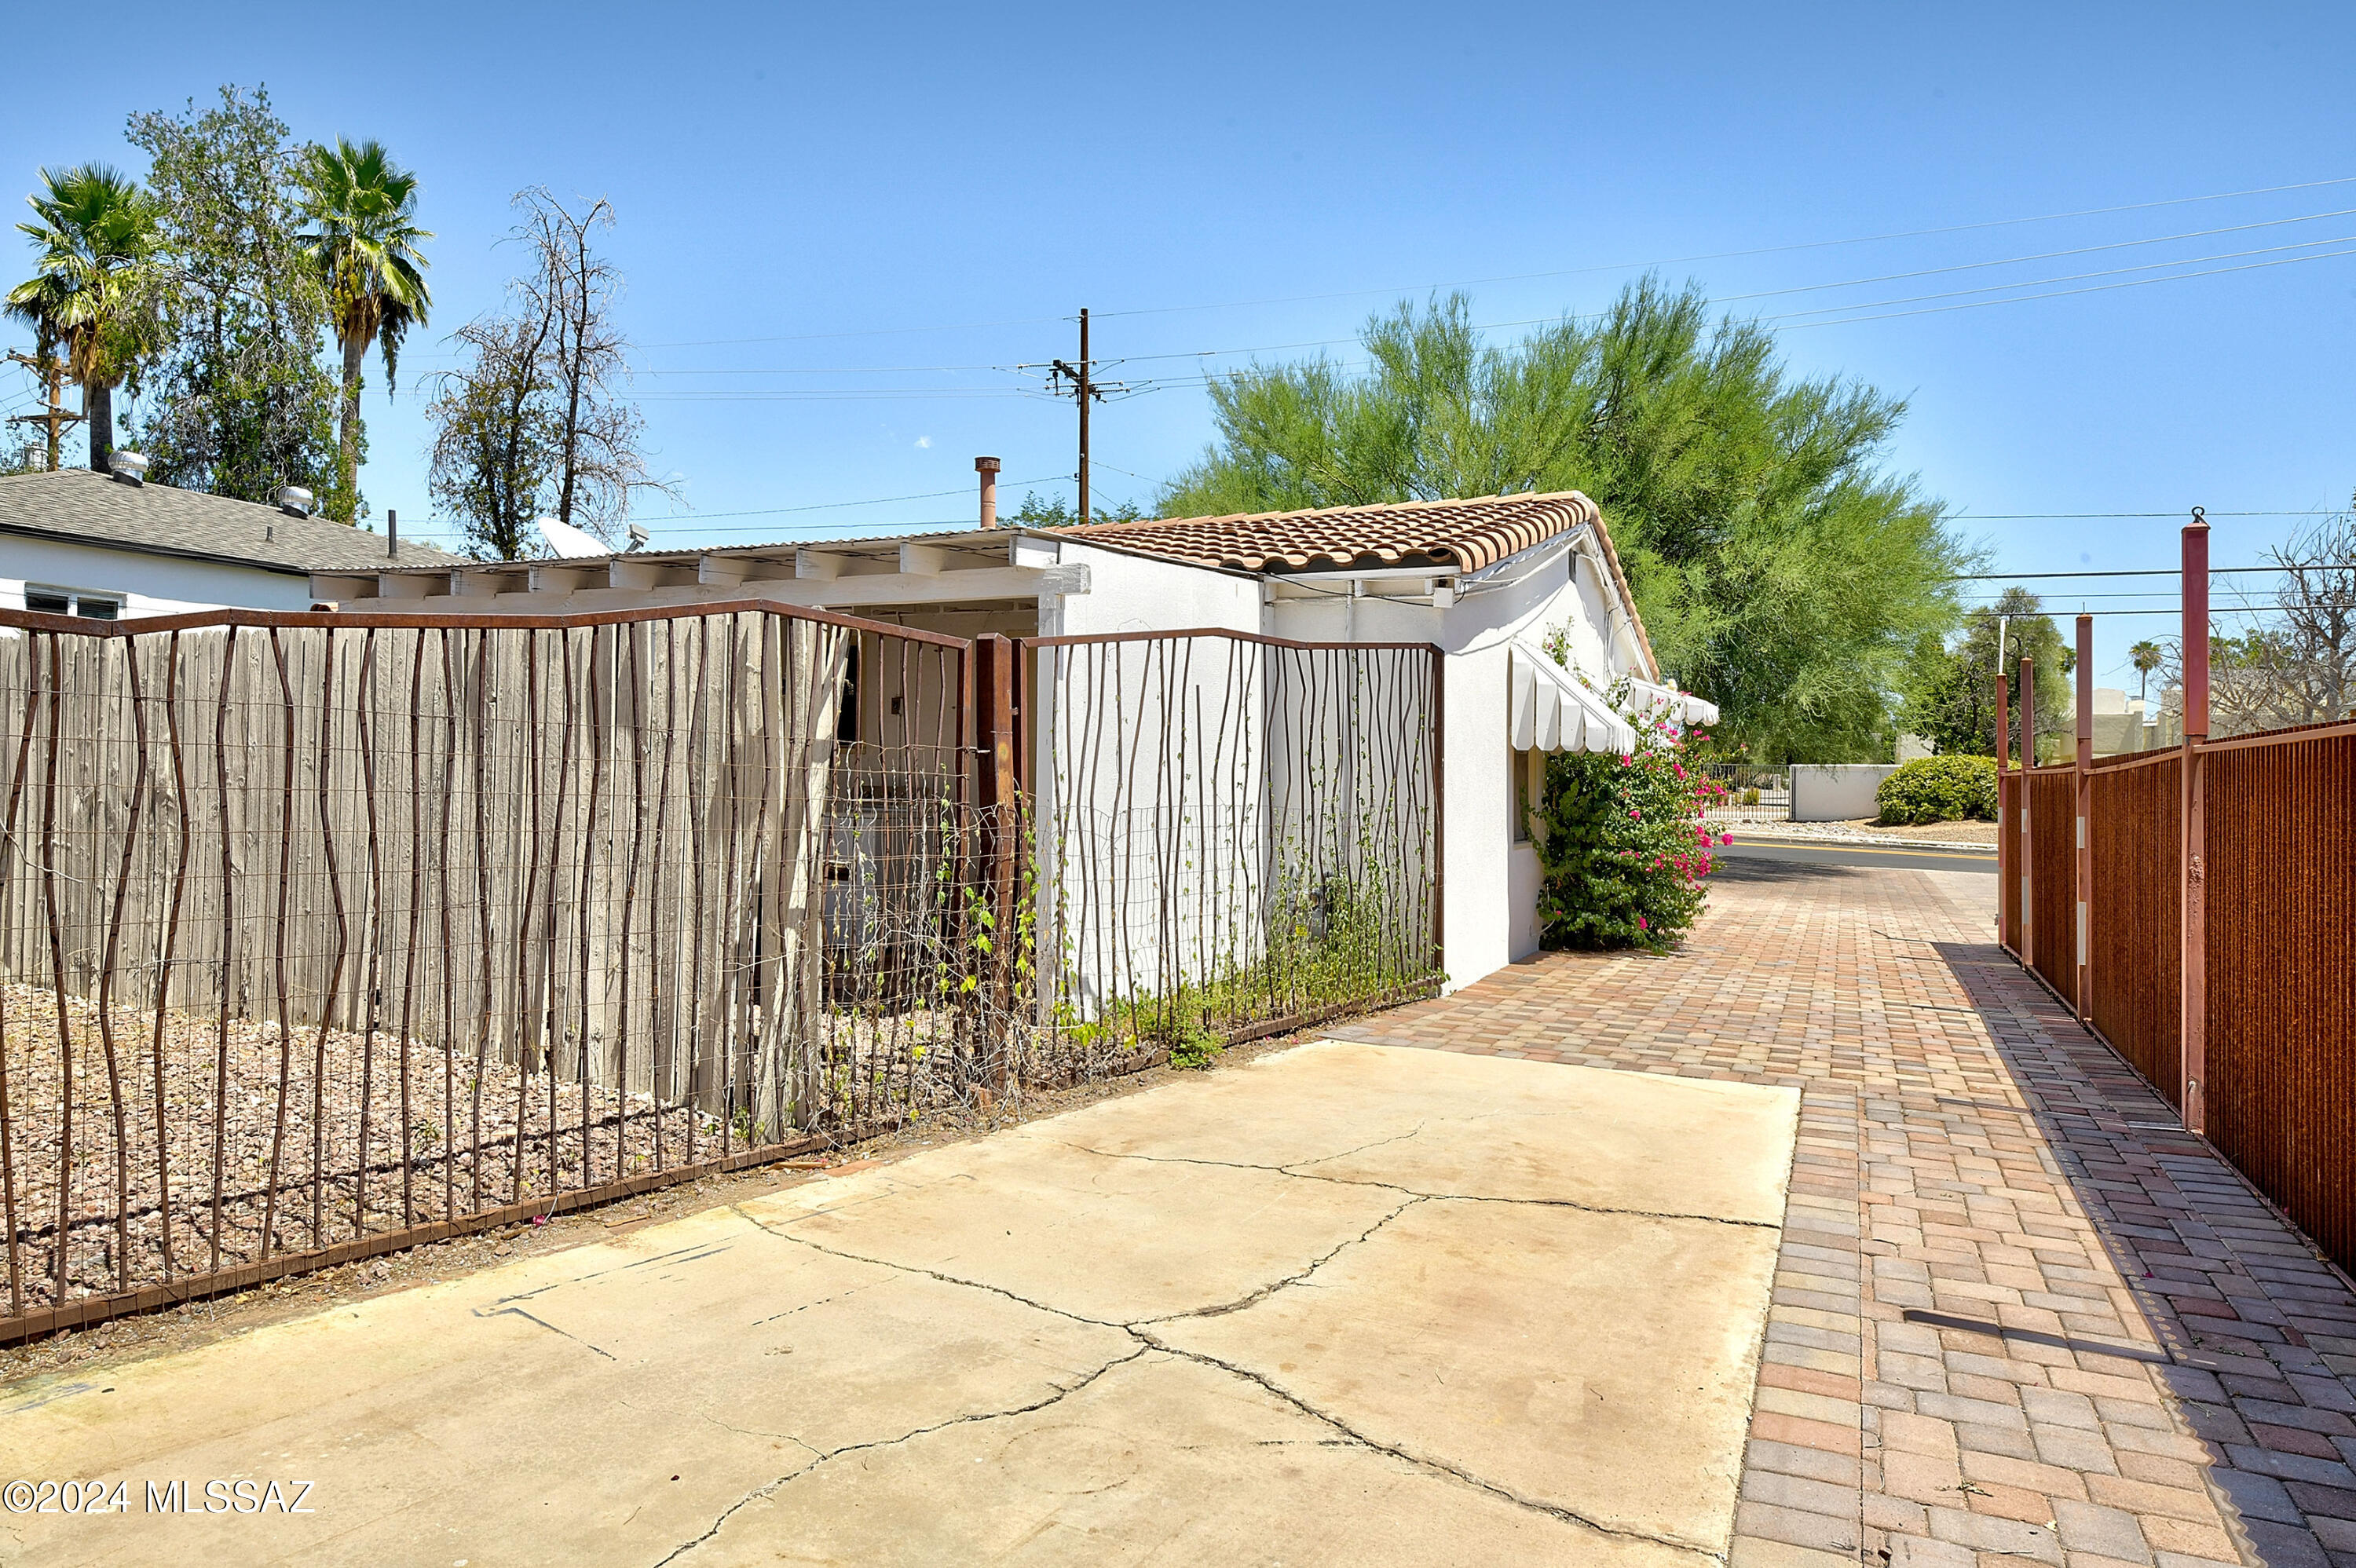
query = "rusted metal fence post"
xmin=974 ymin=633 xmax=1019 ymax=1087
xmin=2180 ymin=510 xmax=2210 ymax=1133
xmin=2075 ymin=613 xmax=2094 ymax=1023
xmin=1996 ymin=665 xmax=2011 ymax=946
xmin=2019 ymin=656 xmax=2036 ymax=973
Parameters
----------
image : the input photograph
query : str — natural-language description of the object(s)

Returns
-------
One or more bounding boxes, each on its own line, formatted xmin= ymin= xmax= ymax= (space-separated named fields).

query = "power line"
xmin=1948 ymin=563 xmax=2356 ymax=580
xmin=1775 ymin=242 xmax=2356 ymax=330
xmin=393 ymin=174 xmax=2356 ymax=367
xmin=1088 ymin=174 xmax=2356 ymax=322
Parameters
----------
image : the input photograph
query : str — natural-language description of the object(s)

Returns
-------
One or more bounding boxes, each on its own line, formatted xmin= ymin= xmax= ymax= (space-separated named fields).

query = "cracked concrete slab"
xmin=0 ymin=1204 xmax=1132 ymax=1566
xmin=744 ymin=1131 xmax=1409 ymax=1324
xmin=1153 ymin=1197 xmax=1782 ymax=1555
xmin=0 ymin=1039 xmax=1795 ymax=1566
xmin=678 ymin=1350 xmax=1707 ymax=1568
xmin=1008 ymin=1036 xmax=1798 ymax=1223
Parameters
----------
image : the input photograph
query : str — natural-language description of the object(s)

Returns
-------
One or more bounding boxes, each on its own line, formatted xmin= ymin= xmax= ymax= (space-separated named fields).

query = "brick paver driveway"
xmin=1335 ymin=856 xmax=2356 ymax=1568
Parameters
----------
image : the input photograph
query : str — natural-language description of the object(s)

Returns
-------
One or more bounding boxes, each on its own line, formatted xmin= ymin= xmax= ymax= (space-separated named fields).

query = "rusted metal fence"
xmin=0 ymin=605 xmax=1443 ymax=1336
xmin=2004 ymin=719 xmax=2356 ymax=1268
xmin=1021 ymin=630 xmax=1443 ymax=1069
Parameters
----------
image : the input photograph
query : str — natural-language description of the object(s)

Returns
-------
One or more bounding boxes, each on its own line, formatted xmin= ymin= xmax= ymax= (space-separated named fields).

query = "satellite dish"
xmin=537 ymin=516 xmax=609 ymax=559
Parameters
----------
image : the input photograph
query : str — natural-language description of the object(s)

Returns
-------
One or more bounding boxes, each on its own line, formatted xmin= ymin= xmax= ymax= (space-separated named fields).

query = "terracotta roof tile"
xmin=1069 ymin=490 xmax=1601 ymax=575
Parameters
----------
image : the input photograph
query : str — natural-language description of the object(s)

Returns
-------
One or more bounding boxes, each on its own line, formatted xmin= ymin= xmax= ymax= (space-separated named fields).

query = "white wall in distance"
xmin=1791 ymin=764 xmax=1898 ymax=821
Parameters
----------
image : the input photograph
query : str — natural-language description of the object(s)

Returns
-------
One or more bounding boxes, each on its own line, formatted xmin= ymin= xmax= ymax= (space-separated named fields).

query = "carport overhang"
xmin=309 ymin=528 xmax=1097 ymax=630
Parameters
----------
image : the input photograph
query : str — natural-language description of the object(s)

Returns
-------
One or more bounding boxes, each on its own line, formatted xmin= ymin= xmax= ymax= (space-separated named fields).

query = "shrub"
xmin=1531 ymin=670 xmax=1726 ymax=952
xmin=1876 ymin=755 xmax=1997 ymax=824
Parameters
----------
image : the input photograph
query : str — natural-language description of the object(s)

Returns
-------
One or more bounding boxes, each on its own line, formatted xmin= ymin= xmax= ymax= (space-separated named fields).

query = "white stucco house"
xmin=312 ymin=487 xmax=1712 ymax=992
xmin=0 ymin=463 xmax=457 ymax=617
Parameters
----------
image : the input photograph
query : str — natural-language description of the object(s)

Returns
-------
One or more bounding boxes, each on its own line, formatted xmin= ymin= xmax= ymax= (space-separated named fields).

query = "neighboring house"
xmin=313 ymin=487 xmax=1713 ymax=990
xmin=0 ymin=463 xmax=457 ymax=618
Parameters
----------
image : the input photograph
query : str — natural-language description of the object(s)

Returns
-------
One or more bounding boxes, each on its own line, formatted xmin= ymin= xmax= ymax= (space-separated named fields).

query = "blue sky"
xmin=4 ymin=2 xmax=2352 ymax=688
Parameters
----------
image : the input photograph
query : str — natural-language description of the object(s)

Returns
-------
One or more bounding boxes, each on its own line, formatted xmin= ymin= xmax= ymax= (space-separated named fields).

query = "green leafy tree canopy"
xmin=1161 ymin=282 xmax=1973 ymax=760
xmin=1900 ymin=586 xmax=2073 ymax=762
xmin=126 ymin=86 xmax=342 ymax=512
xmin=5 ymin=163 xmax=159 ymax=472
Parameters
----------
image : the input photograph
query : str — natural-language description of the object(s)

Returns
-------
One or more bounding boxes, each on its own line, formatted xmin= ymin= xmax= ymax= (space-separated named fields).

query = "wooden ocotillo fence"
xmin=0 ymin=602 xmax=970 ymax=1334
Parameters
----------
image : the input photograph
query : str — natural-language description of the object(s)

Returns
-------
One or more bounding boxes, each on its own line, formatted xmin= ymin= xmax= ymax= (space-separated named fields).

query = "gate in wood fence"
xmin=1999 ymin=678 xmax=2356 ymax=1273
xmin=0 ymin=604 xmax=1441 ymax=1336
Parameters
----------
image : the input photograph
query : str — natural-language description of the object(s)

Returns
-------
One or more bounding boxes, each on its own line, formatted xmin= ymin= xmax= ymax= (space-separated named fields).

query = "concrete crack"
xmin=1139 ymin=1334 xmax=1718 ymax=1559
xmin=723 ymin=1203 xmax=1129 ymax=1332
xmin=1139 ymin=1195 xmax=1429 ymax=1325
xmin=1052 ymin=1142 xmax=1779 ymax=1230
xmin=474 ymin=1304 xmax=616 ymax=1361
xmin=651 ymin=1346 xmax=1151 ymax=1566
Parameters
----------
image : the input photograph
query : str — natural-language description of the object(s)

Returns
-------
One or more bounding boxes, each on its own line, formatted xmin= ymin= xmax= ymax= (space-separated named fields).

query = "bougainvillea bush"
xmin=1529 ymin=667 xmax=1729 ymax=952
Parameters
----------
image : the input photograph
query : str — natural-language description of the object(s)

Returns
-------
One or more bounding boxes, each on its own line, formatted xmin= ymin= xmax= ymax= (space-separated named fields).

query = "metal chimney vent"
xmin=107 ymin=451 xmax=148 ymax=487
xmin=275 ymin=486 xmax=313 ymax=518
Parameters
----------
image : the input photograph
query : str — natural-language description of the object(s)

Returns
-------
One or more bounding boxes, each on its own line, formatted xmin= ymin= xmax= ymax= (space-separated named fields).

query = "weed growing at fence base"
xmin=1058 ymin=875 xmax=1434 ymax=1069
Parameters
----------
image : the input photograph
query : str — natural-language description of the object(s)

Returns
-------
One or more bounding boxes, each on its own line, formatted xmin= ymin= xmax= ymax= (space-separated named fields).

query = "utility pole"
xmin=1048 ymin=309 xmax=1101 ymax=524
xmin=5 ymin=350 xmax=80 ymax=472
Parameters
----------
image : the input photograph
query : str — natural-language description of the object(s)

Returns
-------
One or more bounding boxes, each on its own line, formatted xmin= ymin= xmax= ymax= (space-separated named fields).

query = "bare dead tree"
xmin=2157 ymin=510 xmax=2356 ymax=737
xmin=511 ymin=188 xmax=678 ymax=534
xmin=424 ymin=306 xmax=560 ymax=561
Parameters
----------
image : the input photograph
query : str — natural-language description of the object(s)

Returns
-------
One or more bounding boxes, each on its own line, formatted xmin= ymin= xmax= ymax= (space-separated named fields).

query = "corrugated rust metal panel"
xmin=2028 ymin=767 xmax=2078 ymax=1008
xmin=1999 ymin=771 xmax=2023 ymax=952
xmin=2087 ymin=751 xmax=2182 ymax=1104
xmin=2204 ymin=730 xmax=2356 ymax=1268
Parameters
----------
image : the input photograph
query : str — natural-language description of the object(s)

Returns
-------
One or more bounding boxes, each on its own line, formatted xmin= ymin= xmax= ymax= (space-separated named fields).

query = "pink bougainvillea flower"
xmin=1620 ymin=754 xmax=1633 ymax=766
xmin=1719 ymin=832 xmax=1733 ymax=846
xmin=1636 ymin=915 xmax=1649 ymax=930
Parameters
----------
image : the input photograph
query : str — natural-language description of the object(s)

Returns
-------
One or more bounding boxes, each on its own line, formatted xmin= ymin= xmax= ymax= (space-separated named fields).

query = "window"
xmin=24 ymin=585 xmax=122 ymax=620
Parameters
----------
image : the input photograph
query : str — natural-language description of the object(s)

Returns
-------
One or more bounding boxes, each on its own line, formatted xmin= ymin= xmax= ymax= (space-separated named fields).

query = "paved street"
xmin=1719 ymin=839 xmax=2000 ymax=875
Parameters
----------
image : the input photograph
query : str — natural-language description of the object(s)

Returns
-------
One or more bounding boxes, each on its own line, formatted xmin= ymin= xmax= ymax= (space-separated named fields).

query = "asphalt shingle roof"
xmin=1067 ymin=491 xmax=1602 ymax=574
xmin=0 ymin=468 xmax=458 ymax=576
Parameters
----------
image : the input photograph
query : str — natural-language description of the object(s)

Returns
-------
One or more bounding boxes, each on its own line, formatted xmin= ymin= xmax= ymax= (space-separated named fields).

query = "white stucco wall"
xmin=0 ymin=535 xmax=315 ymax=615
xmin=1791 ymin=764 xmax=1897 ymax=821
xmin=1050 ymin=540 xmax=1261 ymax=638
xmin=1265 ymin=529 xmax=1650 ymax=993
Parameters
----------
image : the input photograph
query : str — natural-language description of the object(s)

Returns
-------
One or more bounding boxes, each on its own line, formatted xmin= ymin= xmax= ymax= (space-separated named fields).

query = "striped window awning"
xmin=1626 ymin=676 xmax=1721 ymax=727
xmin=1509 ymin=639 xmax=1638 ymax=754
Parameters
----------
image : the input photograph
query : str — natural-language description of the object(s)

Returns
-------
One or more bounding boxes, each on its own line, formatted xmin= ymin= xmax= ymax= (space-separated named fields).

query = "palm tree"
xmin=2130 ymin=639 xmax=2164 ymax=707
xmin=5 ymin=164 xmax=158 ymax=473
xmin=298 ymin=139 xmax=431 ymax=523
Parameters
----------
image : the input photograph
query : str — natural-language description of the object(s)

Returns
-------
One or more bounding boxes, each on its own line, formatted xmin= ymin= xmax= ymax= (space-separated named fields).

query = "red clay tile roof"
xmin=1070 ymin=491 xmax=1602 ymax=575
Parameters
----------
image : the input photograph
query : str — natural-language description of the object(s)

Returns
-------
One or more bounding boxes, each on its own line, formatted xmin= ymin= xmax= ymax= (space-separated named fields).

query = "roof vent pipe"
xmin=386 ymin=508 xmax=398 ymax=560
xmin=276 ymin=485 xmax=313 ymax=519
xmin=107 ymin=451 xmax=148 ymax=487
xmin=975 ymin=455 xmax=1001 ymax=528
